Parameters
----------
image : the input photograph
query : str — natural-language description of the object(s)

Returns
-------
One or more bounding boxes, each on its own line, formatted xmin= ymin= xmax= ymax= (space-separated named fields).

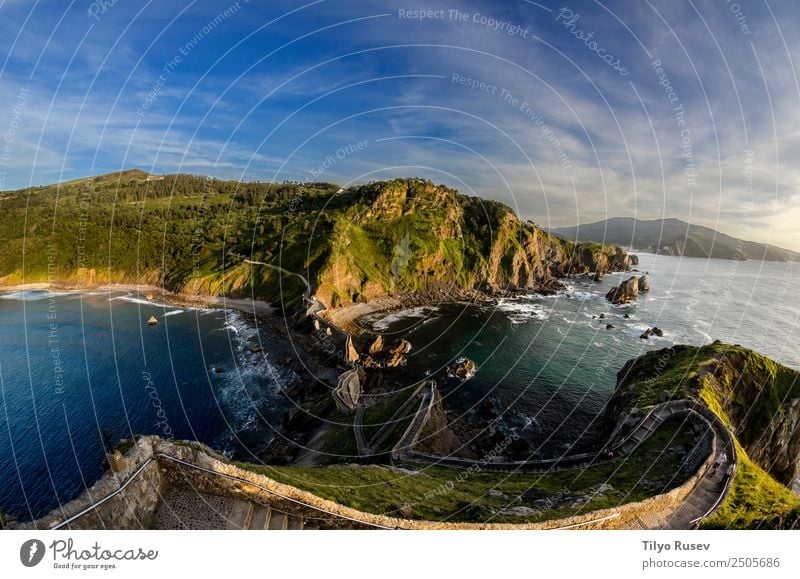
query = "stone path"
xmin=151 ymin=486 xmax=313 ymax=530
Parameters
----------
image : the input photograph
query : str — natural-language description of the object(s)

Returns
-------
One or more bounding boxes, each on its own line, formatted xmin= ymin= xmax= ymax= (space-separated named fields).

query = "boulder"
xmin=639 ymin=275 xmax=651 ymax=292
xmin=367 ymin=335 xmax=384 ymax=355
xmin=606 ymin=324 xmax=615 ymax=330
xmin=640 ymin=328 xmax=653 ymax=339
xmin=606 ymin=276 xmax=639 ymax=304
xmin=454 ymin=357 xmax=478 ymax=380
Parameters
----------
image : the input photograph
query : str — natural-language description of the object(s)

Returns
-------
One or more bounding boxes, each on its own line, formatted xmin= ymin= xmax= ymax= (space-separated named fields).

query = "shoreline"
xmin=0 ymin=282 xmax=275 ymax=318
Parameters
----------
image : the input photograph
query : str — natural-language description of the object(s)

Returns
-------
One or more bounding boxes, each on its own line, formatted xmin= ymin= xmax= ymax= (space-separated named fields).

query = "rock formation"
xmin=639 ymin=275 xmax=650 ymax=292
xmin=606 ymin=276 xmax=639 ymax=304
xmin=603 ymin=343 xmax=800 ymax=489
xmin=362 ymin=338 xmax=412 ymax=368
xmin=453 ymin=358 xmax=477 ymax=380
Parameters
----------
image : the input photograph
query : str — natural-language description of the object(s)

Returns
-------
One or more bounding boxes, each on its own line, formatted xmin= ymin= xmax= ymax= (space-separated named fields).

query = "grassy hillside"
xmin=607 ymin=342 xmax=800 ymax=529
xmin=242 ymin=416 xmax=698 ymax=524
xmin=0 ymin=172 xmax=630 ymax=308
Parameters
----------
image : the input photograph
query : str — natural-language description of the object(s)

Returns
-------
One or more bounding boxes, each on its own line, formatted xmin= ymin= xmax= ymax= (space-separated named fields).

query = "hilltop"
xmin=549 ymin=217 xmax=798 ymax=262
xmin=0 ymin=173 xmax=633 ymax=308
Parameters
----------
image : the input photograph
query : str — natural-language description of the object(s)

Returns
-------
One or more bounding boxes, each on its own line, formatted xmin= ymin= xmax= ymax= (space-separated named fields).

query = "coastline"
xmin=0 ymin=282 xmax=275 ymax=318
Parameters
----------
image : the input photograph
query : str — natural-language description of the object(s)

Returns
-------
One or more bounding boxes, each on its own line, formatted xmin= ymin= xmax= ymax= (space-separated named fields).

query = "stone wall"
xmin=15 ymin=428 xmax=717 ymax=530
xmin=16 ymin=438 xmax=165 ymax=530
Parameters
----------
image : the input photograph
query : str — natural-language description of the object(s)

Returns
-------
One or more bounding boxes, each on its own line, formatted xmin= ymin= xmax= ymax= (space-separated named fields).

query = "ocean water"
xmin=359 ymin=253 xmax=800 ymax=458
xmin=0 ymin=291 xmax=295 ymax=521
xmin=2 ymin=253 xmax=798 ymax=521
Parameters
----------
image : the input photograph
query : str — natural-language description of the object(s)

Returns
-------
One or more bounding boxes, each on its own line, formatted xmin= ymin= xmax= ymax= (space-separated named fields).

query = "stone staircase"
xmin=151 ymin=486 xmax=314 ymax=530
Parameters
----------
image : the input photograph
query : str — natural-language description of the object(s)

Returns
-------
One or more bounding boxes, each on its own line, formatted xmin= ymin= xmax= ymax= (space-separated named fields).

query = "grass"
xmin=362 ymin=386 xmax=418 ymax=441
xmin=701 ymin=445 xmax=800 ymax=529
xmin=239 ymin=417 xmax=697 ymax=524
xmin=623 ymin=342 xmax=800 ymax=529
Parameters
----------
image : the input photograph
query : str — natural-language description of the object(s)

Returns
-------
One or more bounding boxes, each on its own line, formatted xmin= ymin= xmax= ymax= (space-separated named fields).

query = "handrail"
xmin=52 ymin=457 xmax=157 ymax=530
xmin=551 ymin=512 xmax=620 ymax=530
xmin=51 ymin=451 xmax=394 ymax=531
xmin=154 ymin=454 xmax=394 ymax=530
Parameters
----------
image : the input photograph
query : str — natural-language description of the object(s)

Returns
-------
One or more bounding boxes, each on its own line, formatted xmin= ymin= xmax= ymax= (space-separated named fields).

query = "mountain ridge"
xmin=0 ymin=173 xmax=634 ymax=307
xmin=548 ymin=217 xmax=798 ymax=262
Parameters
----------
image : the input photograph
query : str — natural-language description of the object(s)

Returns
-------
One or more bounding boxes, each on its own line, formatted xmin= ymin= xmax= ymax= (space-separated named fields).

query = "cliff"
xmin=0 ymin=174 xmax=633 ymax=308
xmin=602 ymin=342 xmax=800 ymax=528
xmin=311 ymin=179 xmax=633 ymax=308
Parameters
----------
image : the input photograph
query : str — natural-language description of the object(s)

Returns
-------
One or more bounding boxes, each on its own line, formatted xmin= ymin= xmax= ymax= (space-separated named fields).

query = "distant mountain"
xmin=548 ymin=217 xmax=798 ymax=262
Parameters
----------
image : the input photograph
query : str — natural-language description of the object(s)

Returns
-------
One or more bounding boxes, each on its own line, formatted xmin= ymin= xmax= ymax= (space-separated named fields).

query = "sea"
xmin=0 ymin=291 xmax=296 ymax=521
xmin=1 ymin=252 xmax=798 ymax=521
xmin=357 ymin=253 xmax=800 ymax=476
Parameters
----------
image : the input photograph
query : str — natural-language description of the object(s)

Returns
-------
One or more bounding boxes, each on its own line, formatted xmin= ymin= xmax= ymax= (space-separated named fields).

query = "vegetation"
xmin=241 ymin=417 xmax=697 ymax=524
xmin=702 ymin=446 xmax=800 ymax=529
xmin=0 ymin=171 xmax=627 ymax=308
xmin=614 ymin=341 xmax=800 ymax=529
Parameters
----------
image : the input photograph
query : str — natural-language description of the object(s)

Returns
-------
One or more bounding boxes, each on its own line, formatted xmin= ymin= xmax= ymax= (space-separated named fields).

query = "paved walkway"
xmin=151 ymin=485 xmax=311 ymax=530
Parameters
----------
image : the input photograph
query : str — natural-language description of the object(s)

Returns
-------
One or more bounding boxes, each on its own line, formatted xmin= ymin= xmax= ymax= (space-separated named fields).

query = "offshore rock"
xmin=606 ymin=276 xmax=639 ymax=304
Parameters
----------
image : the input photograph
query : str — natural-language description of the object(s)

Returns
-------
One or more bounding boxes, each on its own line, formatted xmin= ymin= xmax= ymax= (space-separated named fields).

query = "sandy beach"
xmin=0 ymin=282 xmax=275 ymax=317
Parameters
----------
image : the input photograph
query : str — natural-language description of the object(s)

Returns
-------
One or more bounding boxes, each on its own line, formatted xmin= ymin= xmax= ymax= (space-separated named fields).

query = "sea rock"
xmin=606 ymin=324 xmax=615 ymax=330
xmin=367 ymin=335 xmax=384 ymax=355
xmin=478 ymin=398 xmax=496 ymax=421
xmin=454 ymin=358 xmax=478 ymax=380
xmin=593 ymin=269 xmax=604 ymax=282
xmin=639 ymin=327 xmax=663 ymax=339
xmin=363 ymin=338 xmax=412 ymax=368
xmin=639 ymin=275 xmax=651 ymax=292
xmin=606 ymin=276 xmax=639 ymax=304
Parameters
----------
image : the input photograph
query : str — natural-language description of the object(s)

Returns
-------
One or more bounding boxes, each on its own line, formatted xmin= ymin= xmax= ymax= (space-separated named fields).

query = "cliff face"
xmin=604 ymin=343 xmax=800 ymax=487
xmin=313 ymin=179 xmax=633 ymax=308
xmin=0 ymin=174 xmax=632 ymax=308
xmin=698 ymin=348 xmax=800 ymax=487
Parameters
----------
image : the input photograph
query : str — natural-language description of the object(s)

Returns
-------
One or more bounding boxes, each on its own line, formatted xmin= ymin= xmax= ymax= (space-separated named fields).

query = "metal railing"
xmin=51 ymin=452 xmax=394 ymax=530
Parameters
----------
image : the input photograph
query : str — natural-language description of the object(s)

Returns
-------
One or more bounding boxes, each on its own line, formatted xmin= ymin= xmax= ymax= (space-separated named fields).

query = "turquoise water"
xmin=1 ymin=253 xmax=798 ymax=520
xmin=0 ymin=291 xmax=295 ymax=521
xmin=359 ymin=253 xmax=800 ymax=457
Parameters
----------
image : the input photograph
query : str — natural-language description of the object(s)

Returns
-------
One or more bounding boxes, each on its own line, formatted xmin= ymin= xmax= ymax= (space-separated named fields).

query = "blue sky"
xmin=1 ymin=0 xmax=799 ymax=249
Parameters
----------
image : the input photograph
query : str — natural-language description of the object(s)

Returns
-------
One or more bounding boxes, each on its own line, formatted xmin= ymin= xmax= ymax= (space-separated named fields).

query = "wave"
xmin=108 ymin=294 xmax=172 ymax=308
xmin=207 ymin=311 xmax=296 ymax=453
xmin=496 ymin=298 xmax=550 ymax=324
xmin=363 ymin=305 xmax=440 ymax=332
xmin=163 ymin=309 xmax=185 ymax=317
xmin=0 ymin=289 xmax=77 ymax=301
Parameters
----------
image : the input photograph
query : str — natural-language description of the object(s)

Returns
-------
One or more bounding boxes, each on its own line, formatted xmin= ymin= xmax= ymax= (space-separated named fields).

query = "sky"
xmin=0 ymin=0 xmax=799 ymax=250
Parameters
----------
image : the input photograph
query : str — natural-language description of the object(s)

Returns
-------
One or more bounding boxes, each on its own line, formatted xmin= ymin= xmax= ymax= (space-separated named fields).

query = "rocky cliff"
xmin=0 ymin=174 xmax=634 ymax=309
xmin=604 ymin=343 xmax=800 ymax=488
xmin=311 ymin=179 xmax=634 ymax=309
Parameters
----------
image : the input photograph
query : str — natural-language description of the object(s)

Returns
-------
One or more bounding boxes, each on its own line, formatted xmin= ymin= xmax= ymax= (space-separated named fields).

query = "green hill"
xmin=0 ymin=173 xmax=632 ymax=307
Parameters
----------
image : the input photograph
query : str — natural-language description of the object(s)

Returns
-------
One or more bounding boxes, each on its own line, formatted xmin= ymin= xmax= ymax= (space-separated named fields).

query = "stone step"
xmin=287 ymin=516 xmax=304 ymax=530
xmin=225 ymin=499 xmax=253 ymax=530
xmin=268 ymin=511 xmax=288 ymax=530
xmin=249 ymin=505 xmax=270 ymax=530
